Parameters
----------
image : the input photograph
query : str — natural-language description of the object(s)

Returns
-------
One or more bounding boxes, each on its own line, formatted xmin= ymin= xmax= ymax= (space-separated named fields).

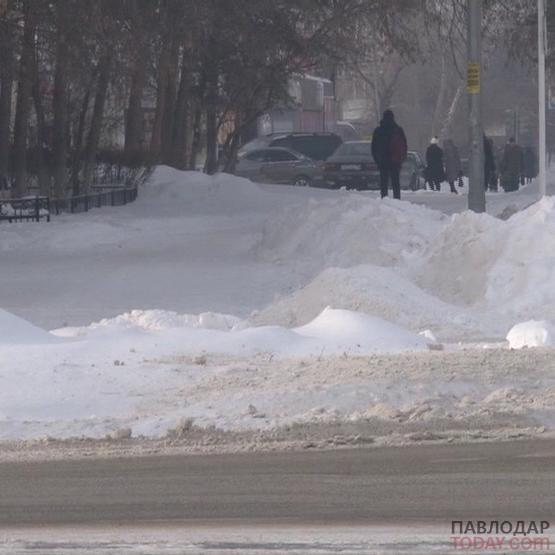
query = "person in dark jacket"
xmin=484 ymin=135 xmax=497 ymax=191
xmin=522 ymin=146 xmax=538 ymax=184
xmin=371 ymin=109 xmax=408 ymax=200
xmin=500 ymin=138 xmax=522 ymax=192
xmin=443 ymin=139 xmax=461 ymax=194
xmin=425 ymin=137 xmax=444 ymax=191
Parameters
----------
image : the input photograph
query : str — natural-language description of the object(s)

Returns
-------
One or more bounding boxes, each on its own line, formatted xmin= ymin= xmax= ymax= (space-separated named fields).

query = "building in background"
xmin=253 ymin=74 xmax=357 ymax=141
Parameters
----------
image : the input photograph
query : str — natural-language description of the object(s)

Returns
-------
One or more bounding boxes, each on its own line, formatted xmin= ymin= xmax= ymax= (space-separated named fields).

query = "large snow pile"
xmin=135 ymin=166 xmax=276 ymax=217
xmin=412 ymin=197 xmax=555 ymax=322
xmin=258 ymin=194 xmax=446 ymax=272
xmin=251 ymin=265 xmax=495 ymax=341
xmin=0 ymin=309 xmax=59 ymax=345
xmin=294 ymin=307 xmax=429 ymax=353
xmin=254 ymin=194 xmax=555 ymax=340
xmin=54 ymin=309 xmax=243 ymax=337
xmin=53 ymin=307 xmax=429 ymax=358
xmin=507 ymin=320 xmax=555 ymax=349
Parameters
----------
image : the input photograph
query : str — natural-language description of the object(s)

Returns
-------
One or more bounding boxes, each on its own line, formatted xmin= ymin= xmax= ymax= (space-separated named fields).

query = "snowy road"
xmin=0 ymin=440 xmax=554 ymax=553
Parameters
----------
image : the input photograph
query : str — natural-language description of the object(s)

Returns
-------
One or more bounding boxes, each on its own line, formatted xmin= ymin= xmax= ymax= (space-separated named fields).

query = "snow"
xmin=507 ymin=320 xmax=555 ymax=349
xmin=294 ymin=307 xmax=429 ymax=352
xmin=0 ymin=309 xmax=59 ymax=345
xmin=53 ymin=306 xmax=429 ymax=358
xmin=0 ymin=166 xmax=555 ymax=443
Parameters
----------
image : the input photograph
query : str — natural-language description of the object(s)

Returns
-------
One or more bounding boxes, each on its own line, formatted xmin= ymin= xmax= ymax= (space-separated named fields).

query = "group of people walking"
xmin=424 ymin=135 xmax=537 ymax=194
xmin=370 ymin=109 xmax=538 ymax=199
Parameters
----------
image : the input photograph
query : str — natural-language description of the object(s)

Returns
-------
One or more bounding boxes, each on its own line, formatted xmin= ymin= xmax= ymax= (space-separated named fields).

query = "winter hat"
xmin=381 ymin=109 xmax=395 ymax=124
xmin=431 ymin=137 xmax=439 ymax=145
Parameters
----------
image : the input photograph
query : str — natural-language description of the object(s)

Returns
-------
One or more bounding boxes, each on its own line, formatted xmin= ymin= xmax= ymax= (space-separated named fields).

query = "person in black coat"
xmin=443 ymin=139 xmax=461 ymax=194
xmin=484 ymin=135 xmax=497 ymax=191
xmin=425 ymin=137 xmax=444 ymax=191
xmin=371 ymin=109 xmax=408 ymax=200
xmin=522 ymin=146 xmax=538 ymax=184
xmin=500 ymin=138 xmax=522 ymax=192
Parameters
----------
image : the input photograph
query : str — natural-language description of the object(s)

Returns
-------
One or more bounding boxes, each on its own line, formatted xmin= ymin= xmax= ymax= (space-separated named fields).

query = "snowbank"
xmin=0 ymin=306 xmax=434 ymax=440
xmin=54 ymin=309 xmax=243 ymax=337
xmin=1 ymin=308 xmax=553 ymax=442
xmin=135 ymin=166 xmax=292 ymax=218
xmin=258 ymin=194 xmax=445 ymax=271
xmin=412 ymin=198 xmax=555 ymax=324
xmin=507 ymin=320 xmax=555 ymax=349
xmin=53 ymin=307 xmax=429 ymax=357
xmin=294 ymin=307 xmax=429 ymax=353
xmin=0 ymin=309 xmax=59 ymax=345
xmin=251 ymin=265 xmax=494 ymax=340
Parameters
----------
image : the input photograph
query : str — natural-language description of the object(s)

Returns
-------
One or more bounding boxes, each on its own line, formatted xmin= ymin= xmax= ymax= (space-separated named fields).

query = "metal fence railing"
xmin=0 ymin=165 xmax=150 ymax=223
xmin=0 ymin=197 xmax=51 ymax=223
xmin=50 ymin=186 xmax=138 ymax=215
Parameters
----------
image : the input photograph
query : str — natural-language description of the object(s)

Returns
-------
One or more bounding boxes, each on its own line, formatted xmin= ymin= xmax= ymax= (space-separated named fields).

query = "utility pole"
xmin=538 ymin=0 xmax=547 ymax=197
xmin=467 ymin=0 xmax=485 ymax=213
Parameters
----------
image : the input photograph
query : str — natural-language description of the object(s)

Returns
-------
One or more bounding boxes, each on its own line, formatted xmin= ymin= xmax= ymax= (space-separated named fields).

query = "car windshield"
xmin=334 ymin=142 xmax=372 ymax=157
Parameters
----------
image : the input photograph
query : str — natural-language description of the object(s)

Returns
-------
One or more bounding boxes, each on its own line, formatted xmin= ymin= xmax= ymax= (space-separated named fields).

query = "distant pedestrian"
xmin=425 ymin=137 xmax=445 ymax=192
xmin=522 ymin=146 xmax=537 ymax=184
xmin=371 ymin=109 xmax=408 ymax=200
xmin=443 ymin=139 xmax=461 ymax=194
xmin=484 ymin=135 xmax=497 ymax=192
xmin=500 ymin=137 xmax=522 ymax=192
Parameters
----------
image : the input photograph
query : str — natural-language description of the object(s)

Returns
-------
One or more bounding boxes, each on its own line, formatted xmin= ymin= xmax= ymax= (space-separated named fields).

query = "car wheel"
xmin=293 ymin=175 xmax=312 ymax=187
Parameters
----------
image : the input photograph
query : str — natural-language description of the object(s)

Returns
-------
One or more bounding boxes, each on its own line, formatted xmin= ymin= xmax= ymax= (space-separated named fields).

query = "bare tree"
xmin=12 ymin=0 xmax=35 ymax=197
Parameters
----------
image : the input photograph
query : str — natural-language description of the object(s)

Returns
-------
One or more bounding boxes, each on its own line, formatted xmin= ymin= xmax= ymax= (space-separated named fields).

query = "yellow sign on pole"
xmin=467 ymin=63 xmax=480 ymax=94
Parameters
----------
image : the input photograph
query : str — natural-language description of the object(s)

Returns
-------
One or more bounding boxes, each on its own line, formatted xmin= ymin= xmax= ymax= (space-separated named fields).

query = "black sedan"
xmin=323 ymin=141 xmax=424 ymax=191
xmin=323 ymin=141 xmax=378 ymax=190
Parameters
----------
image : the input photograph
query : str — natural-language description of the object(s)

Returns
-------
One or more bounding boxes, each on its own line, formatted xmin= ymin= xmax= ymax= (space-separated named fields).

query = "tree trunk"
xmin=124 ymin=0 xmax=148 ymax=157
xmin=431 ymin=55 xmax=448 ymax=138
xmin=125 ymin=55 xmax=148 ymax=156
xmin=0 ymin=8 xmax=14 ymax=185
xmin=12 ymin=0 xmax=35 ymax=198
xmin=204 ymin=66 xmax=218 ymax=174
xmin=169 ymin=46 xmax=191 ymax=169
xmin=32 ymin=63 xmax=50 ymax=196
xmin=439 ymin=81 xmax=464 ymax=141
xmin=71 ymin=86 xmax=92 ymax=196
xmin=222 ymin=130 xmax=242 ymax=173
xmin=189 ymin=102 xmax=202 ymax=170
xmin=52 ymin=25 xmax=68 ymax=198
xmin=83 ymin=53 xmax=112 ymax=192
xmin=149 ymin=2 xmax=171 ymax=159
xmin=160 ymin=38 xmax=179 ymax=165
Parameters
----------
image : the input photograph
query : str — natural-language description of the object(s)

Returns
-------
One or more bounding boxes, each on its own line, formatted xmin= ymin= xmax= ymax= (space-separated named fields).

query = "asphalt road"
xmin=1 ymin=439 xmax=554 ymax=527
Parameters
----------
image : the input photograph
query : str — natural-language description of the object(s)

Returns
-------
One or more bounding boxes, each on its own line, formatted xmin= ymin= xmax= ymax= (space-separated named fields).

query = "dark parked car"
xmin=234 ymin=147 xmax=321 ymax=186
xmin=239 ymin=132 xmax=343 ymax=162
xmin=323 ymin=141 xmax=378 ymax=189
xmin=323 ymin=142 xmax=424 ymax=191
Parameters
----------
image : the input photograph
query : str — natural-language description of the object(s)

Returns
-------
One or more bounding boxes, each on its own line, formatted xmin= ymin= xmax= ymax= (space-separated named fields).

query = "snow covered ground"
xmin=1 ymin=167 xmax=555 ymax=445
xmin=0 ymin=525 xmax=481 ymax=555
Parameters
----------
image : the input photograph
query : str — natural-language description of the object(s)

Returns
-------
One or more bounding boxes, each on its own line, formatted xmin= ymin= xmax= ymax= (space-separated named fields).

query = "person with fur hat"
xmin=425 ymin=137 xmax=445 ymax=192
